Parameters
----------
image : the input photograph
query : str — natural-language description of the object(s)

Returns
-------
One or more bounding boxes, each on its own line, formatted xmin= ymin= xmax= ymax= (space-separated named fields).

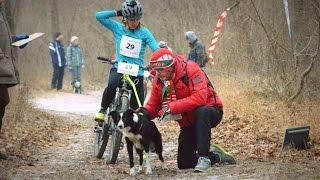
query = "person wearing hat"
xmin=49 ymin=32 xmax=66 ymax=90
xmin=66 ymin=36 xmax=84 ymax=92
xmin=94 ymin=0 xmax=159 ymax=121
xmin=137 ymin=48 xmax=235 ymax=172
xmin=185 ymin=31 xmax=207 ymax=69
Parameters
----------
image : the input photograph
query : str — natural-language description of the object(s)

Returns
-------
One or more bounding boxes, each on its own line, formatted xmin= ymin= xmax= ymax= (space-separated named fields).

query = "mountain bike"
xmin=93 ymin=56 xmax=149 ymax=164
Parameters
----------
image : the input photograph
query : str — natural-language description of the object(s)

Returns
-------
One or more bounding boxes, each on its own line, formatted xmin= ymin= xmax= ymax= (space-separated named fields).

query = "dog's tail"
xmin=154 ymin=132 xmax=164 ymax=162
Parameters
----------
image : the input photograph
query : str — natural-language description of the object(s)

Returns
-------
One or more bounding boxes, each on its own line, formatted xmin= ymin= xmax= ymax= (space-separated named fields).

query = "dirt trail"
xmin=1 ymin=91 xmax=319 ymax=179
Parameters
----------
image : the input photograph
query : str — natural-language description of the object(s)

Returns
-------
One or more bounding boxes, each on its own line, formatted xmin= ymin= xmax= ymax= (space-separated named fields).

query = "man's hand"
xmin=135 ymin=107 xmax=150 ymax=120
xmin=157 ymin=106 xmax=170 ymax=121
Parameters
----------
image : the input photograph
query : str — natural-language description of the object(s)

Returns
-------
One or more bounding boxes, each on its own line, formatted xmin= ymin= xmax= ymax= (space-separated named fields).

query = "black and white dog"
xmin=109 ymin=109 xmax=164 ymax=176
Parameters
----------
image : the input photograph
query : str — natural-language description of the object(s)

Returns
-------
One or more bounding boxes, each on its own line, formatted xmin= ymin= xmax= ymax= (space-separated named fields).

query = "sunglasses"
xmin=149 ymin=59 xmax=173 ymax=70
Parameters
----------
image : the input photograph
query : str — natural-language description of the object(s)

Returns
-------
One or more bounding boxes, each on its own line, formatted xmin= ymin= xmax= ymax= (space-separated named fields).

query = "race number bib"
xmin=120 ymin=35 xmax=142 ymax=58
xmin=117 ymin=62 xmax=139 ymax=77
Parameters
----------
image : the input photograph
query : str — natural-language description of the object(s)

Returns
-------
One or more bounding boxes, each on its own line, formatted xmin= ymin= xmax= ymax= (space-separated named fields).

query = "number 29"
xmin=126 ymin=43 xmax=135 ymax=50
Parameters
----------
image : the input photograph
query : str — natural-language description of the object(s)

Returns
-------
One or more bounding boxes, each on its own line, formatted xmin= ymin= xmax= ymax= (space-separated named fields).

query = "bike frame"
xmin=122 ymin=74 xmax=142 ymax=107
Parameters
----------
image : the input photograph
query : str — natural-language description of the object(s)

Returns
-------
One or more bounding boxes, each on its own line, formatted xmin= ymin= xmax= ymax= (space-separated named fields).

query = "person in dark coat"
xmin=49 ymin=32 xmax=66 ymax=90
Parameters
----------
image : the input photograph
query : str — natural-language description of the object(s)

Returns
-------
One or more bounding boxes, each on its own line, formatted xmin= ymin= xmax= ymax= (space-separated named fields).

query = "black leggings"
xmin=0 ymin=86 xmax=9 ymax=132
xmin=177 ymin=106 xmax=223 ymax=169
xmin=101 ymin=68 xmax=145 ymax=110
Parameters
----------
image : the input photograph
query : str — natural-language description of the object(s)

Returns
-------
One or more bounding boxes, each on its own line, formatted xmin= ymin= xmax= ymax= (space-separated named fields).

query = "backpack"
xmin=180 ymin=61 xmax=217 ymax=104
xmin=181 ymin=61 xmax=214 ymax=88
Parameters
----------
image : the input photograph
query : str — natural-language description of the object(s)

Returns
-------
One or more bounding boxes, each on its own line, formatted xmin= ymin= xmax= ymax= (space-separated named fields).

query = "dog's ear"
xmin=108 ymin=111 xmax=120 ymax=123
xmin=126 ymin=109 xmax=136 ymax=115
xmin=125 ymin=109 xmax=139 ymax=123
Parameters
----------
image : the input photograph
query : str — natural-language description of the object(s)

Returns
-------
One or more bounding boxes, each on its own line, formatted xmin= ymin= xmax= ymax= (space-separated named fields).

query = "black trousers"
xmin=0 ymin=86 xmax=9 ymax=132
xmin=51 ymin=64 xmax=65 ymax=90
xmin=177 ymin=106 xmax=223 ymax=169
xmin=101 ymin=68 xmax=145 ymax=110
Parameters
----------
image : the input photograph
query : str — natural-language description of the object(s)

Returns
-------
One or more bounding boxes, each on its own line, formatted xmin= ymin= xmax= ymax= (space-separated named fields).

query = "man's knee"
xmin=177 ymin=129 xmax=197 ymax=169
xmin=194 ymin=106 xmax=212 ymax=127
xmin=195 ymin=106 xmax=223 ymax=128
xmin=178 ymin=143 xmax=197 ymax=169
xmin=194 ymin=106 xmax=207 ymax=117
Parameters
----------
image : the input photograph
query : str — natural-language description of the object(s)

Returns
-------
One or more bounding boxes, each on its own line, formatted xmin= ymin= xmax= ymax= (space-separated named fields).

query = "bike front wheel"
xmin=105 ymin=126 xmax=123 ymax=164
xmin=94 ymin=120 xmax=110 ymax=159
xmin=105 ymin=94 xmax=129 ymax=164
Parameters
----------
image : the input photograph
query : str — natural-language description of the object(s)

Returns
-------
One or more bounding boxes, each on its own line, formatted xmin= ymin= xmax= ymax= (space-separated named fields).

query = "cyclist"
xmin=94 ymin=0 xmax=159 ymax=121
xmin=138 ymin=48 xmax=235 ymax=172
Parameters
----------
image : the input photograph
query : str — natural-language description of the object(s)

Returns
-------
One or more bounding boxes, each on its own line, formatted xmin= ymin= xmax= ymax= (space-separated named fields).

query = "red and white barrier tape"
xmin=208 ymin=2 xmax=240 ymax=64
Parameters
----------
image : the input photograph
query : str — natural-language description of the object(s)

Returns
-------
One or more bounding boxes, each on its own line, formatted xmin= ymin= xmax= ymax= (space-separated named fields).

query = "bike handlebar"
xmin=97 ymin=56 xmax=150 ymax=71
xmin=97 ymin=56 xmax=115 ymax=64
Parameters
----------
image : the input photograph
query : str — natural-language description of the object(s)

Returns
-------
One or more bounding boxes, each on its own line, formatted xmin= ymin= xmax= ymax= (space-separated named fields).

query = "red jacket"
xmin=144 ymin=55 xmax=223 ymax=128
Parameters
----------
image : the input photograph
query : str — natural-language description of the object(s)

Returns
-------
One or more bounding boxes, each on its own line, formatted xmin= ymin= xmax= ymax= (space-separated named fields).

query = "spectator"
xmin=185 ymin=31 xmax=207 ymax=69
xmin=49 ymin=32 xmax=66 ymax=90
xmin=66 ymin=36 xmax=84 ymax=91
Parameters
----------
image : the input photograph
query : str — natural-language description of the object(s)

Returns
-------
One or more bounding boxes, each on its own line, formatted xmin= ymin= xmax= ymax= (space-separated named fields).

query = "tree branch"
xmin=288 ymin=0 xmax=320 ymax=104
xmin=287 ymin=60 xmax=314 ymax=103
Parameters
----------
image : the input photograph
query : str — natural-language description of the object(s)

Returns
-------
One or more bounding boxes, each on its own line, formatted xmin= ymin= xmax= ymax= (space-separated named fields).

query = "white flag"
xmin=283 ymin=0 xmax=292 ymax=38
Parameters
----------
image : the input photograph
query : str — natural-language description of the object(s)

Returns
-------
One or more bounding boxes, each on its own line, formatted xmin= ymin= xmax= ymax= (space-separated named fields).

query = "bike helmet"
xmin=121 ymin=0 xmax=142 ymax=21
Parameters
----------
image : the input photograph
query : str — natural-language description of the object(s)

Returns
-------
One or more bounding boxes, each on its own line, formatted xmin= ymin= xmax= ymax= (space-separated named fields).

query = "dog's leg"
xmin=143 ymin=141 xmax=152 ymax=175
xmin=136 ymin=148 xmax=144 ymax=173
xmin=125 ymin=138 xmax=136 ymax=176
xmin=145 ymin=151 xmax=152 ymax=175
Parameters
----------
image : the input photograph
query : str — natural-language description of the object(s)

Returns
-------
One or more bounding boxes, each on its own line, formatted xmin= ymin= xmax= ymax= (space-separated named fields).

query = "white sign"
xmin=119 ymin=35 xmax=142 ymax=58
xmin=11 ymin=32 xmax=45 ymax=47
xmin=117 ymin=62 xmax=139 ymax=77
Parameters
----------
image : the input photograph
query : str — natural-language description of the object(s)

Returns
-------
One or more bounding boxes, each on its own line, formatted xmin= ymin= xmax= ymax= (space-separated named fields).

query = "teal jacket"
xmin=95 ymin=10 xmax=159 ymax=76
